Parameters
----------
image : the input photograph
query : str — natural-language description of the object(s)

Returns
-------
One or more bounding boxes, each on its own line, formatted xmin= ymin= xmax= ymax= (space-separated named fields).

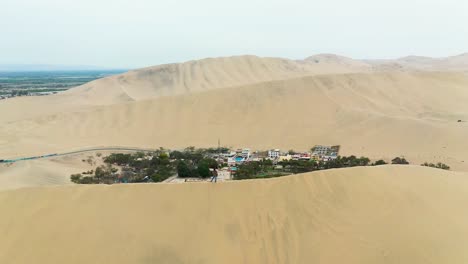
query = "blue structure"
xmin=235 ymin=156 xmax=244 ymax=163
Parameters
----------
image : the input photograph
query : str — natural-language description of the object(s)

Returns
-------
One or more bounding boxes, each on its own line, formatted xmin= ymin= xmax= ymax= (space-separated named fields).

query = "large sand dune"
xmin=1 ymin=166 xmax=468 ymax=263
xmin=2 ymin=71 xmax=468 ymax=170
xmin=63 ymin=55 xmax=373 ymax=105
xmin=60 ymin=53 xmax=468 ymax=106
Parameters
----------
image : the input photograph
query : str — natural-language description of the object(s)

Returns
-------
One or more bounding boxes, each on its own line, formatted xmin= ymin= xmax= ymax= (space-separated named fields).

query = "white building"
xmin=227 ymin=157 xmax=237 ymax=166
xmin=221 ymin=151 xmax=236 ymax=158
xmin=241 ymin=148 xmax=251 ymax=159
xmin=268 ymin=149 xmax=281 ymax=159
xmin=312 ymin=145 xmax=340 ymax=158
xmin=312 ymin=145 xmax=330 ymax=156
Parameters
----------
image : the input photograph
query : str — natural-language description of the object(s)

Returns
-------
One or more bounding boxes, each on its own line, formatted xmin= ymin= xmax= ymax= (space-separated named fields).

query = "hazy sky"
xmin=1 ymin=0 xmax=467 ymax=68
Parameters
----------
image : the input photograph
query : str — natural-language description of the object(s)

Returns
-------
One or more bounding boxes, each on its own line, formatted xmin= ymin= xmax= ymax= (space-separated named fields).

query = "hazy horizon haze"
xmin=1 ymin=0 xmax=467 ymax=68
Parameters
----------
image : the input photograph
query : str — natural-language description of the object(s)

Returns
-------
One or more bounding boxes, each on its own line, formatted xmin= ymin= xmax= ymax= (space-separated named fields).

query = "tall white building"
xmin=268 ymin=149 xmax=281 ymax=159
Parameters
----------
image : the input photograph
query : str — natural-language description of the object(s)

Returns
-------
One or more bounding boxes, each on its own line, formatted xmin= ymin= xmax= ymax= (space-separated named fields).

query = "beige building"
xmin=278 ymin=154 xmax=292 ymax=162
xmin=218 ymin=168 xmax=232 ymax=180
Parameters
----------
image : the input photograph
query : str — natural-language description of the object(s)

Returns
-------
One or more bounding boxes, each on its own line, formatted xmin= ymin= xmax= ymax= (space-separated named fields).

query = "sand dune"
xmin=2 ymin=54 xmax=468 ymax=189
xmin=62 ymin=55 xmax=373 ymax=105
xmin=61 ymin=53 xmax=468 ymax=106
xmin=2 ymin=54 xmax=468 ymax=263
xmin=1 ymin=166 xmax=468 ymax=263
xmin=0 ymin=159 xmax=74 ymax=190
xmin=2 ymin=53 xmax=467 ymax=117
xmin=306 ymin=53 xmax=372 ymax=69
xmin=0 ymin=152 xmax=110 ymax=191
xmin=397 ymin=53 xmax=468 ymax=70
xmin=367 ymin=53 xmax=468 ymax=72
xmin=1 ymin=71 xmax=468 ymax=170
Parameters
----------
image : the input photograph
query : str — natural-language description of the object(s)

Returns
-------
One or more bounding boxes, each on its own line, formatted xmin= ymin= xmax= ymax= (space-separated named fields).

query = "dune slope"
xmin=0 ymin=152 xmax=111 ymax=191
xmin=59 ymin=53 xmax=468 ymax=105
xmin=367 ymin=53 xmax=468 ymax=72
xmin=2 ymin=72 xmax=468 ymax=170
xmin=62 ymin=55 xmax=372 ymax=105
xmin=1 ymin=166 xmax=468 ymax=263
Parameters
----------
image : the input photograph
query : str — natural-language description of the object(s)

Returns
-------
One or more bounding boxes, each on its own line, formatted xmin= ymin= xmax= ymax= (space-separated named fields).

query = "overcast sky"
xmin=1 ymin=0 xmax=467 ymax=69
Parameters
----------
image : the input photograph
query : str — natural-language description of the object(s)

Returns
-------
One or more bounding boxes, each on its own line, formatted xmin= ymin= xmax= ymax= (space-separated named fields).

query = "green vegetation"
xmin=71 ymin=148 xmax=222 ymax=184
xmin=176 ymin=161 xmax=192 ymax=177
xmin=174 ymin=157 xmax=218 ymax=178
xmin=421 ymin=162 xmax=450 ymax=170
xmin=233 ymin=158 xmax=292 ymax=180
xmin=391 ymin=157 xmax=410 ymax=165
xmin=373 ymin=159 xmax=388 ymax=165
xmin=10 ymin=90 xmax=29 ymax=96
xmin=70 ymin=147 xmax=422 ymax=184
xmin=235 ymin=156 xmax=373 ymax=180
xmin=71 ymin=164 xmax=119 ymax=184
xmin=0 ymin=71 xmax=125 ymax=97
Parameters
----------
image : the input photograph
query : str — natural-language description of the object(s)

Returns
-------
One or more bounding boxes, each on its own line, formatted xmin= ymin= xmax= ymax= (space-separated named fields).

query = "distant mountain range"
xmin=0 ymin=64 xmax=127 ymax=72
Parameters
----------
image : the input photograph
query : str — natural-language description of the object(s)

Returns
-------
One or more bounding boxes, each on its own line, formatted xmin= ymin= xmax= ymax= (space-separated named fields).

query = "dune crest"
xmin=63 ymin=55 xmax=373 ymax=105
xmin=1 ymin=166 xmax=468 ymax=263
xmin=57 ymin=53 xmax=468 ymax=106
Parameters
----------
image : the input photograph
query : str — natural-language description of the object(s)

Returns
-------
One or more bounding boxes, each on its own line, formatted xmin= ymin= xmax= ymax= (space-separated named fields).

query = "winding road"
xmin=1 ymin=146 xmax=160 ymax=163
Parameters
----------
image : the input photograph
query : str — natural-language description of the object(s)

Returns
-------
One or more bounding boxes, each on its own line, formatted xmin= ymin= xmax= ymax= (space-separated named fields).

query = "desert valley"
xmin=2 ymin=53 xmax=468 ymax=263
xmin=2 ymin=54 xmax=468 ymax=173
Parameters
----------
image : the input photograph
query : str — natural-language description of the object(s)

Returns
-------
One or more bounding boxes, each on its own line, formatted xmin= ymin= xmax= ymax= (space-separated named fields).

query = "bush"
xmin=70 ymin=174 xmax=82 ymax=183
xmin=421 ymin=162 xmax=450 ymax=170
xmin=170 ymin=150 xmax=185 ymax=160
xmin=391 ymin=157 xmax=409 ymax=165
xmin=437 ymin=162 xmax=450 ymax=170
xmin=324 ymin=156 xmax=370 ymax=168
xmin=70 ymin=174 xmax=98 ymax=184
xmin=177 ymin=161 xmax=192 ymax=178
xmin=373 ymin=160 xmax=387 ymax=166
xmin=95 ymin=166 xmax=110 ymax=179
xmin=197 ymin=163 xmax=211 ymax=178
xmin=104 ymin=153 xmax=132 ymax=165
xmin=151 ymin=173 xmax=171 ymax=182
xmin=235 ymin=160 xmax=275 ymax=179
xmin=79 ymin=176 xmax=97 ymax=184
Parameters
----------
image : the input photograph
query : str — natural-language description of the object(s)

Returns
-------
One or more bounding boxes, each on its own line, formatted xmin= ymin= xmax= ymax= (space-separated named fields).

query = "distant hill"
xmin=366 ymin=53 xmax=468 ymax=71
xmin=305 ymin=53 xmax=372 ymax=69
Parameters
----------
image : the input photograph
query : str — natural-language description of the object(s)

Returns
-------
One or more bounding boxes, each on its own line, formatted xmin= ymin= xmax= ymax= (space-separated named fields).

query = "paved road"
xmin=1 ymin=146 xmax=159 ymax=163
